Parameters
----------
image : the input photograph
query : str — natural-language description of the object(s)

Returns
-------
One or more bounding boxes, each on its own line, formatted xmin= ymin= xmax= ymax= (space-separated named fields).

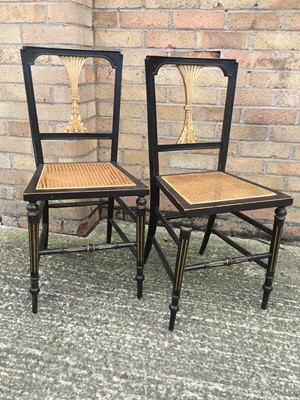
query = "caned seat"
xmin=21 ymin=46 xmax=148 ymax=314
xmin=37 ymin=163 xmax=135 ymax=191
xmin=144 ymin=55 xmax=293 ymax=330
xmin=157 ymin=171 xmax=288 ymax=214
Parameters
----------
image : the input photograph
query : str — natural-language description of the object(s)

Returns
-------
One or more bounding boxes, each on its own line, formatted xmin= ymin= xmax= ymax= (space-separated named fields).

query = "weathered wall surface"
xmin=0 ymin=0 xmax=299 ymax=240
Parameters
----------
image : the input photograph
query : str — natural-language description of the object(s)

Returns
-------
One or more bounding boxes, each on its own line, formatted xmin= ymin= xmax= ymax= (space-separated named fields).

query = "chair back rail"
xmin=145 ymin=56 xmax=238 ymax=177
xmin=21 ymin=46 xmax=123 ymax=166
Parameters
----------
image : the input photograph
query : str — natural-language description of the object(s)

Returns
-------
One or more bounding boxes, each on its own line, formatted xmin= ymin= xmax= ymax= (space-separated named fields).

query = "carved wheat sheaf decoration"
xmin=59 ymin=56 xmax=87 ymax=133
xmin=177 ymin=65 xmax=202 ymax=144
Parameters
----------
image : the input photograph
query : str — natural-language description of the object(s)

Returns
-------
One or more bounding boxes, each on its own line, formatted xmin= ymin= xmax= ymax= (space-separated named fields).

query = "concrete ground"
xmin=0 ymin=221 xmax=299 ymax=400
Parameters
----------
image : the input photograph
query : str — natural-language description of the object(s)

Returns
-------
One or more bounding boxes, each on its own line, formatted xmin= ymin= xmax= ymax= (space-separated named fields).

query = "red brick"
xmin=121 ymin=85 xmax=147 ymax=102
xmin=286 ymin=12 xmax=300 ymax=30
xmin=276 ymin=53 xmax=300 ymax=70
xmin=48 ymin=4 xmax=91 ymax=26
xmin=226 ymin=158 xmax=265 ymax=174
xmin=286 ymin=209 xmax=300 ymax=224
xmin=271 ymin=127 xmax=300 ymax=143
xmin=201 ymin=0 xmax=253 ymax=8
xmin=244 ymin=174 xmax=285 ymax=191
xmin=233 ymin=89 xmax=272 ymax=106
xmin=0 ymin=154 xmax=10 ymax=169
xmin=228 ymin=12 xmax=281 ymax=30
xmin=11 ymin=154 xmax=35 ymax=171
xmin=95 ymin=30 xmax=142 ymax=48
xmin=120 ymin=11 xmax=169 ymax=29
xmin=94 ymin=0 xmax=142 ymax=7
xmin=0 ymin=26 xmax=21 ymax=44
xmin=250 ymin=71 xmax=300 ymax=89
xmin=122 ymin=49 xmax=166 ymax=67
xmin=7 ymin=121 xmax=30 ymax=137
xmin=119 ymin=134 xmax=142 ymax=150
xmin=240 ymin=142 xmax=291 ymax=159
xmin=198 ymin=31 xmax=249 ymax=49
xmin=0 ymin=170 xmax=33 ymax=186
xmin=267 ymin=161 xmax=300 ymax=176
xmin=287 ymin=177 xmax=300 ymax=192
xmin=122 ymin=67 xmax=144 ymax=84
xmin=294 ymin=145 xmax=300 ymax=161
xmin=257 ymin=0 xmax=300 ymax=9
xmin=169 ymin=154 xmax=216 ymax=170
xmin=0 ymin=4 xmax=44 ymax=23
xmin=123 ymin=150 xmax=148 ymax=166
xmin=244 ymin=108 xmax=296 ymax=125
xmin=93 ymin=11 xmax=117 ymax=28
xmin=120 ymin=103 xmax=144 ymax=119
xmin=0 ymin=46 xmax=21 ymax=64
xmin=22 ymin=25 xmax=93 ymax=46
xmin=173 ymin=12 xmax=224 ymax=29
xmin=0 ymin=66 xmax=24 ymax=84
xmin=254 ymin=32 xmax=300 ymax=51
xmin=224 ymin=51 xmax=276 ymax=70
xmin=146 ymin=31 xmax=195 ymax=49
xmin=275 ymin=90 xmax=300 ymax=107
xmin=230 ymin=125 xmax=268 ymax=141
xmin=146 ymin=0 xmax=198 ymax=8
xmin=120 ymin=119 xmax=147 ymax=135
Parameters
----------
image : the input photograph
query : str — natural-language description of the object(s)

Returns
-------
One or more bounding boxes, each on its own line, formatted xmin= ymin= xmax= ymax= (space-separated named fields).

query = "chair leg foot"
xmin=136 ymin=197 xmax=146 ymax=299
xmin=261 ymin=274 xmax=274 ymax=310
xmin=168 ymin=218 xmax=192 ymax=331
xmin=27 ymin=202 xmax=40 ymax=313
xmin=169 ymin=296 xmax=180 ymax=331
xmin=261 ymin=207 xmax=286 ymax=310
xmin=30 ymin=272 xmax=40 ymax=314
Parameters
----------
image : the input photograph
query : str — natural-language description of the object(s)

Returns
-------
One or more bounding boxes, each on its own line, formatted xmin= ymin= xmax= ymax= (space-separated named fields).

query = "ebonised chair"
xmin=144 ymin=55 xmax=293 ymax=330
xmin=21 ymin=46 xmax=148 ymax=313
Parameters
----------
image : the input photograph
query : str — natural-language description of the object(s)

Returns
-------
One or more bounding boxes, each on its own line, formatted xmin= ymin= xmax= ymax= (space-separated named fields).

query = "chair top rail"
xmin=21 ymin=45 xmax=122 ymax=68
xmin=145 ymin=55 xmax=238 ymax=77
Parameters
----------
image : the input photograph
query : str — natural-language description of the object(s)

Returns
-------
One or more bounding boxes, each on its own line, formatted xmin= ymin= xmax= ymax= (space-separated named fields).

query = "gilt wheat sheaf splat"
xmin=59 ymin=56 xmax=87 ymax=133
xmin=177 ymin=64 xmax=202 ymax=144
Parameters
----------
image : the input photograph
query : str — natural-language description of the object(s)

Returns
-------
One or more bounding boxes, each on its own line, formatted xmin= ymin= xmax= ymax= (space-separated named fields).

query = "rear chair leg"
xmin=106 ymin=197 xmax=114 ymax=244
xmin=199 ymin=214 xmax=216 ymax=255
xmin=262 ymin=207 xmax=286 ymax=310
xmin=42 ymin=200 xmax=49 ymax=250
xmin=27 ymin=202 xmax=40 ymax=313
xmin=136 ymin=197 xmax=146 ymax=299
xmin=169 ymin=218 xmax=192 ymax=331
xmin=144 ymin=186 xmax=159 ymax=262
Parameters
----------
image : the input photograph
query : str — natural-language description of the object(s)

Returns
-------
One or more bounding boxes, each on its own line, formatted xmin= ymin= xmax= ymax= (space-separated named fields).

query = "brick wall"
xmin=0 ymin=0 xmax=299 ymax=241
xmin=0 ymin=0 xmax=95 ymax=233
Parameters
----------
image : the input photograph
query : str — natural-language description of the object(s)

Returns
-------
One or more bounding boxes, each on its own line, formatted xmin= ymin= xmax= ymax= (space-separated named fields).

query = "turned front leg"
xmin=27 ymin=202 xmax=40 ymax=313
xmin=169 ymin=218 xmax=192 ymax=331
xmin=262 ymin=207 xmax=286 ymax=310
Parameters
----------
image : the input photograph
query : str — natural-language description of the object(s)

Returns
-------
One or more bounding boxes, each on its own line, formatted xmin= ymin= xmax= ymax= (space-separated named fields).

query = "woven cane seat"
xmin=37 ymin=162 xmax=135 ymax=190
xmin=161 ymin=171 xmax=274 ymax=205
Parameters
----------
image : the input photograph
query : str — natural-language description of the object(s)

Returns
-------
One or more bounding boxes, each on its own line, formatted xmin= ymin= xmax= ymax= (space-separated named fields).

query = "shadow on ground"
xmin=0 ymin=222 xmax=299 ymax=399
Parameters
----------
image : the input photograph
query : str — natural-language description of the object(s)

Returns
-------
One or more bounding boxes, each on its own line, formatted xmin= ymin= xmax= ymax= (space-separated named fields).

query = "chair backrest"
xmin=145 ymin=56 xmax=238 ymax=178
xmin=21 ymin=46 xmax=123 ymax=167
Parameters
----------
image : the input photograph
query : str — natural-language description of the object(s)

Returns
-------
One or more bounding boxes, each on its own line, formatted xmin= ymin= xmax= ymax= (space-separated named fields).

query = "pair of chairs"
xmin=21 ymin=46 xmax=293 ymax=330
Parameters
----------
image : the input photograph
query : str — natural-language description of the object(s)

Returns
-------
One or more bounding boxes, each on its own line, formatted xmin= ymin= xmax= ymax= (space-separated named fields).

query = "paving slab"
xmin=0 ymin=223 xmax=299 ymax=400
